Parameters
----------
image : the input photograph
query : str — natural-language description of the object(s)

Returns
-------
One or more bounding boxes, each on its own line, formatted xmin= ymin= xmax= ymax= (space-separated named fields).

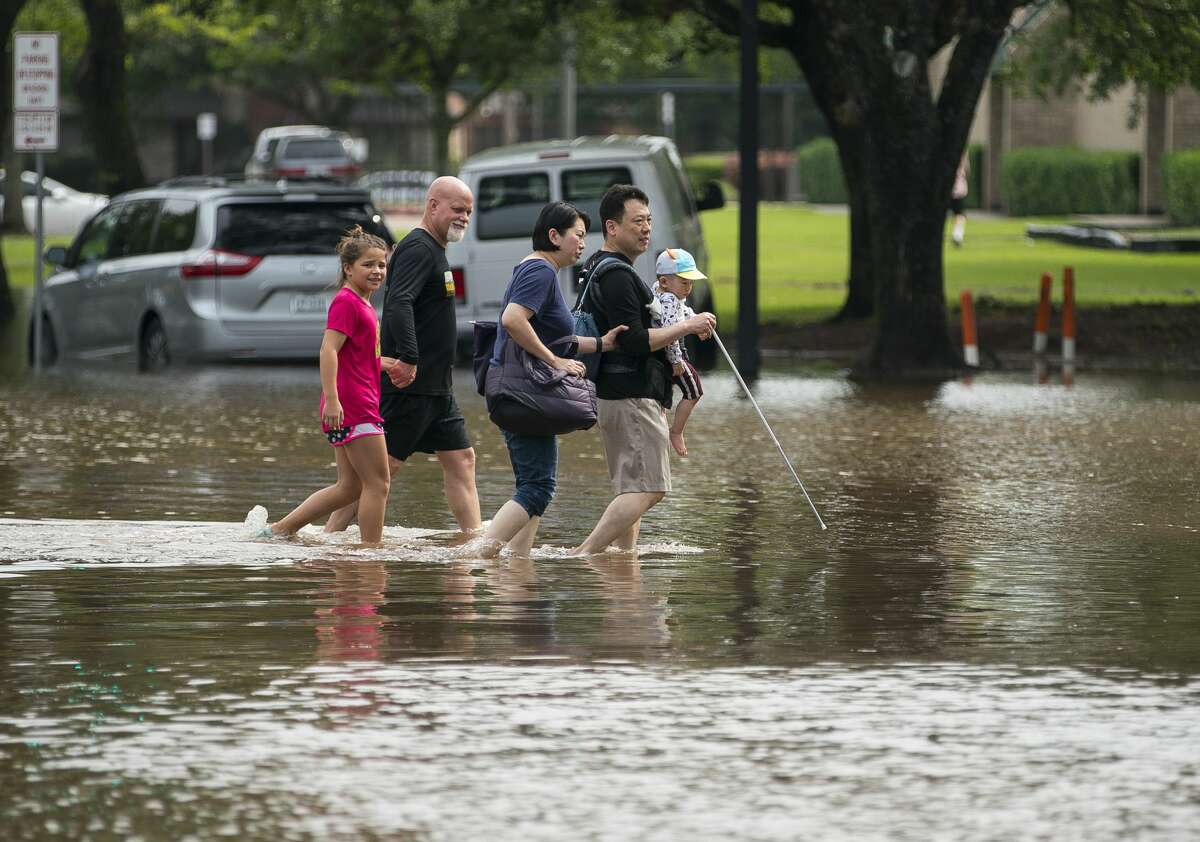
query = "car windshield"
xmin=214 ymin=201 xmax=391 ymax=256
xmin=281 ymin=138 xmax=346 ymax=160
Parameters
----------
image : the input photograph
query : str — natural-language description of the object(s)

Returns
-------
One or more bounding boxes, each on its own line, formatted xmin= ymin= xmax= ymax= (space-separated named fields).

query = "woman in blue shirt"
xmin=475 ymin=201 xmax=625 ymax=557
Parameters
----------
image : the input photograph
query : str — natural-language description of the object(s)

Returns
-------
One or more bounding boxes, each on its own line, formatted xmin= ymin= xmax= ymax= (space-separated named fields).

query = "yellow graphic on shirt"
xmin=375 ymin=319 xmax=381 ymax=358
xmin=444 ymin=269 xmax=455 ymax=296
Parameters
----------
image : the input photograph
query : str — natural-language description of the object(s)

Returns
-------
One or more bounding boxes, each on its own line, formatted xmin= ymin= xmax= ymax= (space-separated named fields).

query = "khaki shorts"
xmin=597 ymin=398 xmax=672 ymax=495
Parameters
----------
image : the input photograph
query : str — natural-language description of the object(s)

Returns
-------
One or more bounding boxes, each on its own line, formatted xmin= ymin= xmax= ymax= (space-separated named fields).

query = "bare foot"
xmin=669 ymin=430 xmax=687 ymax=457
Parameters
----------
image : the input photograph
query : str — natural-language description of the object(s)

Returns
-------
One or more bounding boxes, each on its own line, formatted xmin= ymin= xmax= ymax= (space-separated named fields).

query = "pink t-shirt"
xmin=319 ymin=287 xmax=382 ymax=429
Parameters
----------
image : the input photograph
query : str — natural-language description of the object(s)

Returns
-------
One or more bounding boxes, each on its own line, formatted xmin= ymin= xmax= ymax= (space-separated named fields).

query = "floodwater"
xmin=2 ymin=336 xmax=1199 ymax=839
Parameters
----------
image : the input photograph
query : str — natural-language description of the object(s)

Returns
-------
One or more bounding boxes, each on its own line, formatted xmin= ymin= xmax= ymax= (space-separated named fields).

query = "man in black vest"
xmin=573 ymin=184 xmax=715 ymax=555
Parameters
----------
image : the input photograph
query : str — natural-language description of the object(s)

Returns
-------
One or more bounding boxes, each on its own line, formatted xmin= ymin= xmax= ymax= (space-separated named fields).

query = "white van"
xmin=446 ymin=135 xmax=724 ymax=362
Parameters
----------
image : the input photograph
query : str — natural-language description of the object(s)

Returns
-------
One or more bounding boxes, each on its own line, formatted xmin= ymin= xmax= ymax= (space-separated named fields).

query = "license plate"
xmin=290 ymin=293 xmax=332 ymax=314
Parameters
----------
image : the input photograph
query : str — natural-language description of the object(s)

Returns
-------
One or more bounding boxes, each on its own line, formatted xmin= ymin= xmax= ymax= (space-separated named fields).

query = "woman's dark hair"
xmin=531 ymin=201 xmax=590 ymax=252
xmin=335 ymin=225 xmax=388 ymax=287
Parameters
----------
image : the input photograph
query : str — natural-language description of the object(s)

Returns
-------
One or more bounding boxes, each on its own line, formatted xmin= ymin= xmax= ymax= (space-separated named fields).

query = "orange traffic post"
xmin=1061 ymin=266 xmax=1076 ymax=362
xmin=960 ymin=289 xmax=979 ymax=367
xmin=1033 ymin=272 xmax=1052 ymax=354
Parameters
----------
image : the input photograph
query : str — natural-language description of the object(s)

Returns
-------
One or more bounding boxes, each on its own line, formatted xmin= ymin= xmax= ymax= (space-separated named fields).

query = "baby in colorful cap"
xmin=653 ymin=248 xmax=707 ymax=457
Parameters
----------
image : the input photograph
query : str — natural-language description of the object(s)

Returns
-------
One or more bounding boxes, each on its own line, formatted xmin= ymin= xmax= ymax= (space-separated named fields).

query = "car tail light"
xmin=330 ymin=164 xmax=360 ymax=178
xmin=273 ymin=167 xmax=307 ymax=178
xmin=450 ymin=267 xmax=466 ymax=303
xmin=180 ymin=249 xmax=264 ymax=278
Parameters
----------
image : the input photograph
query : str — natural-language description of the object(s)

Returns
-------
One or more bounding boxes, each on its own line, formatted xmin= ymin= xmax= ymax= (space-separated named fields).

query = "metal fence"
xmin=358 ymin=169 xmax=436 ymax=212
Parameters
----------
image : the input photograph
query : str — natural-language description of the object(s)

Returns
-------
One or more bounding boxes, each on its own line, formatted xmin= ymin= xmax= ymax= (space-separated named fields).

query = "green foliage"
xmin=1002 ymin=147 xmax=1139 ymax=216
xmin=683 ymin=153 xmax=726 ymax=196
xmin=1164 ymin=148 xmax=1200 ymax=225
xmin=795 ymin=138 xmax=846 ymax=204
xmin=1003 ymin=2 xmax=1200 ymax=104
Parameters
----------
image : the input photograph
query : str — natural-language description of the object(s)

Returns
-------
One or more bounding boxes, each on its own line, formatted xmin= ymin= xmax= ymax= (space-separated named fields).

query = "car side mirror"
xmin=696 ymin=180 xmax=725 ymax=212
xmin=44 ymin=245 xmax=68 ymax=267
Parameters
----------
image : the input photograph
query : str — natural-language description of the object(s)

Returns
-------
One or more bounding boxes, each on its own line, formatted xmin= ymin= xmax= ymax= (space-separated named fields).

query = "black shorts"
xmin=380 ymin=392 xmax=471 ymax=461
xmin=672 ymin=360 xmax=703 ymax=402
xmin=950 ymin=196 xmax=966 ymax=215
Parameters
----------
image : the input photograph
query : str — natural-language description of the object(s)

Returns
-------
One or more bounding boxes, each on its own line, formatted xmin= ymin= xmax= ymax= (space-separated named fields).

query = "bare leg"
xmin=437 ymin=447 xmax=482 ymax=532
xmin=324 ymin=455 xmax=402 ymax=533
xmin=341 ymin=435 xmax=391 ymax=544
xmin=572 ymin=491 xmax=664 ymax=556
xmin=506 ymin=515 xmax=541 ymax=557
xmin=669 ymin=398 xmax=698 ymax=457
xmin=272 ymin=447 xmax=362 ymax=537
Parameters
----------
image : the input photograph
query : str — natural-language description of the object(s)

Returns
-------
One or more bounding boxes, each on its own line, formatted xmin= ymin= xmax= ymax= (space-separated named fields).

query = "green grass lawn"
xmin=2 ymin=234 xmax=71 ymax=290
xmin=701 ymin=204 xmax=1200 ymax=324
xmin=6 ymin=205 xmax=1200 ymax=327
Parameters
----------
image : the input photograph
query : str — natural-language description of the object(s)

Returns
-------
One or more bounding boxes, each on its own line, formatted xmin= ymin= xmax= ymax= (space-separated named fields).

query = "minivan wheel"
xmin=139 ymin=316 xmax=170 ymax=372
xmin=28 ymin=315 xmax=58 ymax=367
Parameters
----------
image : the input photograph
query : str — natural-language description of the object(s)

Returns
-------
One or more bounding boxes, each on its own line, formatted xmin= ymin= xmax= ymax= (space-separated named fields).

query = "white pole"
xmin=712 ymin=330 xmax=827 ymax=530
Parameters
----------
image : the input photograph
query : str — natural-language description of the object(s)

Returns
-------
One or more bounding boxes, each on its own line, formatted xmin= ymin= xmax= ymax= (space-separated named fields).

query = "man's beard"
xmin=446 ymin=223 xmax=466 ymax=243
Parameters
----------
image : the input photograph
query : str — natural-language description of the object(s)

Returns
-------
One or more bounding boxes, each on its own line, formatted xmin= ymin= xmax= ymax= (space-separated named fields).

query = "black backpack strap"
xmin=573 ymin=256 xmax=648 ymax=316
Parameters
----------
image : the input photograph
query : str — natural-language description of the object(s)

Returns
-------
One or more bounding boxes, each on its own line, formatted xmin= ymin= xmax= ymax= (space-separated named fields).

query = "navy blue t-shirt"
xmin=491 ymin=258 xmax=575 ymax=365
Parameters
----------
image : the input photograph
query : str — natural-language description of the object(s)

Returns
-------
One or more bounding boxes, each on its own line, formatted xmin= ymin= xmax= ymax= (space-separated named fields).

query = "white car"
xmin=0 ymin=170 xmax=108 ymax=238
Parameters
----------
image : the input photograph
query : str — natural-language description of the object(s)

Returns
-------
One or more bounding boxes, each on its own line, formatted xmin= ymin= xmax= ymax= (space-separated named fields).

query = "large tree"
xmin=691 ymin=0 xmax=1200 ymax=374
xmin=75 ymin=0 xmax=144 ymax=193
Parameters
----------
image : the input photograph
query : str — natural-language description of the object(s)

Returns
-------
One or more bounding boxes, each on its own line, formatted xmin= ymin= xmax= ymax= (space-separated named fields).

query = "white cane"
xmin=711 ymin=330 xmax=828 ymax=530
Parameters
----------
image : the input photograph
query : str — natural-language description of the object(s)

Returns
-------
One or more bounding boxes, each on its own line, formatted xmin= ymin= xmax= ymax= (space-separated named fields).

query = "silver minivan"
xmin=32 ymin=179 xmax=392 ymax=369
xmin=446 ymin=136 xmax=723 ymax=357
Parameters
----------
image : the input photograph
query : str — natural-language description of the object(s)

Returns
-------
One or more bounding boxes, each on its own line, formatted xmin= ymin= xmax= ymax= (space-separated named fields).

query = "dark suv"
xmin=32 ymin=178 xmax=393 ymax=370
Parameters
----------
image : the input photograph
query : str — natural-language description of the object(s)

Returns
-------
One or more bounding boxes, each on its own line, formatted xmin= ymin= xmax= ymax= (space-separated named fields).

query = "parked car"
xmin=244 ymin=125 xmax=361 ymax=181
xmin=446 ymin=135 xmax=724 ymax=364
xmin=30 ymin=177 xmax=393 ymax=370
xmin=0 ymin=170 xmax=108 ymax=238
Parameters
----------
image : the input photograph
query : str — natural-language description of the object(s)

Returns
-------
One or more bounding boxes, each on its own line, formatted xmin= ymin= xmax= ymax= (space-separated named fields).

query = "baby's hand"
xmin=672 ymin=362 xmax=685 ymax=376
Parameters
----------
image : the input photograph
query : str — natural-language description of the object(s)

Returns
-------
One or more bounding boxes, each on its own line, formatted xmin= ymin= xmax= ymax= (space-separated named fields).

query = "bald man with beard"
xmin=325 ymin=176 xmax=482 ymax=536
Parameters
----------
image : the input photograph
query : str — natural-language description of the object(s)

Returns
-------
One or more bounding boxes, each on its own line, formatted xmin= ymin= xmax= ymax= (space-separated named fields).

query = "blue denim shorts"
xmin=502 ymin=430 xmax=558 ymax=517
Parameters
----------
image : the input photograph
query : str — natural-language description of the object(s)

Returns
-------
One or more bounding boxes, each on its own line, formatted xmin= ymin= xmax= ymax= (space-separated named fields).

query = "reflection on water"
xmin=2 ymin=356 xmax=1199 ymax=839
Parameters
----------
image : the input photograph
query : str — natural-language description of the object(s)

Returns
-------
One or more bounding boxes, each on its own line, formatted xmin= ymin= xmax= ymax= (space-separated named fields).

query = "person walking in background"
xmin=652 ymin=248 xmax=707 ymax=457
xmin=469 ymin=202 xmax=627 ymax=558
xmin=261 ymin=227 xmax=395 ymax=545
xmin=571 ymin=185 xmax=715 ymax=557
xmin=950 ymin=153 xmax=970 ymax=247
xmin=324 ymin=176 xmax=482 ymax=536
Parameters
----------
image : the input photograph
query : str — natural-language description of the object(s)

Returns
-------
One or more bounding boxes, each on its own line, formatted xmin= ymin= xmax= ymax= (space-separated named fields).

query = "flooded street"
xmin=2 ymin=347 xmax=1199 ymax=839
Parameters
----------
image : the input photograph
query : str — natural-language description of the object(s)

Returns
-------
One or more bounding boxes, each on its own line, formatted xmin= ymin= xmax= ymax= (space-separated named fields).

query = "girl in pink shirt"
xmin=266 ymin=226 xmax=397 ymax=544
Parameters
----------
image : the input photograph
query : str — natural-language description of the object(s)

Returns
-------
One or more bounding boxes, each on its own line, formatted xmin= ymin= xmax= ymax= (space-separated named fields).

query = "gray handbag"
xmin=484 ymin=334 xmax=597 ymax=436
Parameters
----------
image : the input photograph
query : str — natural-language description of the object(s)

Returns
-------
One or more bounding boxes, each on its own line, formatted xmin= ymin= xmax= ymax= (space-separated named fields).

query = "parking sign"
xmin=14 ymin=32 xmax=59 ymax=152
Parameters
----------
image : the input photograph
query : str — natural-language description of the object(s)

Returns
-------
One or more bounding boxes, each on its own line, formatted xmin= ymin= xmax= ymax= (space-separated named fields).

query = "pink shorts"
xmin=325 ymin=421 xmax=385 ymax=447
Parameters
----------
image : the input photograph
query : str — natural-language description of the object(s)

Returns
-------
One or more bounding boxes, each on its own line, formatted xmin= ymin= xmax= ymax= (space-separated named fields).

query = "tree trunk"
xmin=429 ymin=84 xmax=453 ymax=175
xmin=75 ymin=0 xmax=145 ymax=194
xmin=1 ymin=15 xmax=29 ymax=235
xmin=0 ymin=0 xmax=29 ymax=321
xmin=772 ymin=2 xmax=1015 ymax=375
xmin=830 ymin=129 xmax=872 ymax=321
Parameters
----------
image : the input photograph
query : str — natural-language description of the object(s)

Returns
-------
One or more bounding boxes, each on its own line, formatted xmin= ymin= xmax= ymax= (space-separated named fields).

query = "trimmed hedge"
xmin=1163 ymin=148 xmax=1200 ymax=225
xmin=794 ymin=138 xmax=985 ymax=207
xmin=1002 ymin=146 xmax=1139 ymax=216
xmin=795 ymin=138 xmax=846 ymax=204
xmin=683 ymin=153 xmax=727 ymax=198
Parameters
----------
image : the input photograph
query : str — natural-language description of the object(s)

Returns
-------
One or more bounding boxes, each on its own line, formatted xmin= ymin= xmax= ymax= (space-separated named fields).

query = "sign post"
xmin=14 ymin=31 xmax=59 ymax=374
xmin=196 ymin=112 xmax=216 ymax=175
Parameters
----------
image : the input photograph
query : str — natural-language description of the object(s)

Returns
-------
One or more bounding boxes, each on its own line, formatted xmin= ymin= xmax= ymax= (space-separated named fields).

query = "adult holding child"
xmin=572 ymin=185 xmax=716 ymax=556
xmin=472 ymin=201 xmax=628 ymax=557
